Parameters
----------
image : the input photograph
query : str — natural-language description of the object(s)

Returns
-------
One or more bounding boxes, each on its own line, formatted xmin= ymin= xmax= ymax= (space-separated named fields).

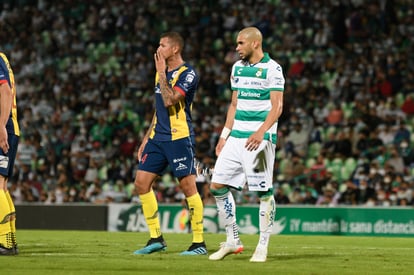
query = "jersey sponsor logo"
xmin=185 ymin=71 xmax=195 ymax=83
xmin=173 ymin=157 xmax=187 ymax=163
xmin=248 ymin=181 xmax=266 ymax=188
xmin=176 ymin=162 xmax=187 ymax=171
xmin=183 ymin=72 xmax=195 ymax=89
xmin=250 ymin=81 xmax=262 ymax=86
xmin=248 ymin=175 xmax=265 ymax=179
xmin=238 ymin=90 xmax=261 ymax=98
xmin=274 ymin=76 xmax=284 ymax=85
xmin=0 ymin=156 xmax=9 ymax=168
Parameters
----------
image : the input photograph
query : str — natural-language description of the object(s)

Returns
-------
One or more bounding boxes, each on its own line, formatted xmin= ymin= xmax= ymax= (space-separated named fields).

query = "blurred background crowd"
xmin=1 ymin=0 xmax=413 ymax=207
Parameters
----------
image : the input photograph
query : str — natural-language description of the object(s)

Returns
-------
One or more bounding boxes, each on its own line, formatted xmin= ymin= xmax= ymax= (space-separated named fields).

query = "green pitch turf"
xmin=2 ymin=230 xmax=414 ymax=275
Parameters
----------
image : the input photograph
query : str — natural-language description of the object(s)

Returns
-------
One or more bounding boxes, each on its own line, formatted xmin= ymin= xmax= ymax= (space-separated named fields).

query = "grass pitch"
xmin=2 ymin=230 xmax=414 ymax=275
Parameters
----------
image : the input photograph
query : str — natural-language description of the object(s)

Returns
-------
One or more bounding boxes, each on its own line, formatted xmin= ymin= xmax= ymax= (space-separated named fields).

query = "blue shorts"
xmin=0 ymin=134 xmax=19 ymax=178
xmin=138 ymin=137 xmax=196 ymax=178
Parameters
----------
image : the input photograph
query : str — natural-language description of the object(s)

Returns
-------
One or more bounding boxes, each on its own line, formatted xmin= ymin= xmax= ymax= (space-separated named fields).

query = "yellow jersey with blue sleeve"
xmin=0 ymin=53 xmax=20 ymax=137
xmin=150 ymin=63 xmax=198 ymax=141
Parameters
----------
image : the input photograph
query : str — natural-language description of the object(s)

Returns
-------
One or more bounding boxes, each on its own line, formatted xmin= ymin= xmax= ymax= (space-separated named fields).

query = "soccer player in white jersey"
xmin=209 ymin=27 xmax=284 ymax=262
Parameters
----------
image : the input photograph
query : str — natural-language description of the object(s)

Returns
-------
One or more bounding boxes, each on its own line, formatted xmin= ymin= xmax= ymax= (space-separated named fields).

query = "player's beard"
xmin=240 ymin=51 xmax=252 ymax=64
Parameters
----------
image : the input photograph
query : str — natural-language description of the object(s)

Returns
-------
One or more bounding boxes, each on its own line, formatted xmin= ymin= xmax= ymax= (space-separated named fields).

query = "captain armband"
xmin=220 ymin=127 xmax=231 ymax=140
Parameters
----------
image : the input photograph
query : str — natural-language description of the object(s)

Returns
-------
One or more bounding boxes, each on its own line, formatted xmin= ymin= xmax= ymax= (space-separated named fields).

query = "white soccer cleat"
xmin=208 ymin=241 xmax=244 ymax=261
xmin=250 ymin=247 xmax=268 ymax=262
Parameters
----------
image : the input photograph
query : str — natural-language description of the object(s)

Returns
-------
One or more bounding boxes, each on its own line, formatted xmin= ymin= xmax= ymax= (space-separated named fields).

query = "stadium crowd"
xmin=1 ymin=0 xmax=413 ymax=207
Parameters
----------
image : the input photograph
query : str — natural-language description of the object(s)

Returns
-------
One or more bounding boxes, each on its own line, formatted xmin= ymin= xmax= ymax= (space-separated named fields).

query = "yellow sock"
xmin=186 ymin=193 xmax=204 ymax=243
xmin=0 ymin=190 xmax=12 ymax=248
xmin=5 ymin=191 xmax=16 ymax=246
xmin=139 ymin=190 xmax=161 ymax=239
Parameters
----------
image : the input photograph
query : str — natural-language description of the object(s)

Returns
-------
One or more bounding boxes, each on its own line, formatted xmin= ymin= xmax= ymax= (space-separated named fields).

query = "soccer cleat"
xmin=250 ymin=247 xmax=267 ymax=262
xmin=133 ymin=236 xmax=167 ymax=255
xmin=0 ymin=245 xmax=16 ymax=256
xmin=208 ymin=241 xmax=244 ymax=260
xmin=180 ymin=241 xmax=208 ymax=256
xmin=13 ymin=245 xmax=19 ymax=255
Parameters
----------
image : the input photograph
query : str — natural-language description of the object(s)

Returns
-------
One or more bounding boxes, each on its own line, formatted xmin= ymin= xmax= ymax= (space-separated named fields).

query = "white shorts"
xmin=211 ymin=136 xmax=276 ymax=191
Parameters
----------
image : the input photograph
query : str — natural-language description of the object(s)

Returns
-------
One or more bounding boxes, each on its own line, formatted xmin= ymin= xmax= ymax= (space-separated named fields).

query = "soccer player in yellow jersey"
xmin=0 ymin=52 xmax=20 ymax=256
xmin=133 ymin=32 xmax=206 ymax=255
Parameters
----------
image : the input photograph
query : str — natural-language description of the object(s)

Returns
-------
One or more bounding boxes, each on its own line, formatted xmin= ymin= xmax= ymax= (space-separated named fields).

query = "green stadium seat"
xmin=126 ymin=182 xmax=135 ymax=198
xmin=305 ymin=157 xmax=316 ymax=168
xmin=395 ymin=92 xmax=405 ymax=107
xmin=327 ymin=157 xmax=343 ymax=181
xmin=308 ymin=142 xmax=322 ymax=159
xmin=340 ymin=157 xmax=357 ymax=180
xmin=281 ymin=183 xmax=292 ymax=196
xmin=278 ymin=158 xmax=289 ymax=173
xmin=341 ymin=102 xmax=354 ymax=120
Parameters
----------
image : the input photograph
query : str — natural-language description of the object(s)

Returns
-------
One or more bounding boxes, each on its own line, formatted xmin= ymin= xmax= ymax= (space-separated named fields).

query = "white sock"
xmin=257 ymin=195 xmax=276 ymax=249
xmin=214 ymin=190 xmax=240 ymax=244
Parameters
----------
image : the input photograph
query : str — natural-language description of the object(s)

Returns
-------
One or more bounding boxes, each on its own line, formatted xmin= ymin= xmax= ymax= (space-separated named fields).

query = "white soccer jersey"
xmin=230 ymin=52 xmax=284 ymax=143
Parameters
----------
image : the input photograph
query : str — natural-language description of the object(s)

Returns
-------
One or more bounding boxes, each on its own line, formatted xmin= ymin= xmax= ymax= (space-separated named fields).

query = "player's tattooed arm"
xmin=158 ymin=71 xmax=180 ymax=107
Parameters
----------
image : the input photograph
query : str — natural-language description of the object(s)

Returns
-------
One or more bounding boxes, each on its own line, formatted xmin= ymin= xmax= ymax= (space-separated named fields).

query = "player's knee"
xmin=209 ymin=184 xmax=229 ymax=197
xmin=257 ymin=188 xmax=274 ymax=200
xmin=134 ymin=172 xmax=156 ymax=194
xmin=0 ymin=176 xmax=7 ymax=191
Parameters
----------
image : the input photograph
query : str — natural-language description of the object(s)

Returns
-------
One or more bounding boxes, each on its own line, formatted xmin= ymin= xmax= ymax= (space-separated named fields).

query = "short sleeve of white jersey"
xmin=268 ymin=61 xmax=285 ymax=91
xmin=230 ymin=63 xmax=236 ymax=89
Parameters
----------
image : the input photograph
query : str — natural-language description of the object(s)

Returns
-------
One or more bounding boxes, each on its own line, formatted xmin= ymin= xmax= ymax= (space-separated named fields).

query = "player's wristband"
xmin=220 ymin=127 xmax=231 ymax=140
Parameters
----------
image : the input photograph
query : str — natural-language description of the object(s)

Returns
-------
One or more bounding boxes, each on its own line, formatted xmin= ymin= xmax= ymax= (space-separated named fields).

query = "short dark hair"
xmin=160 ymin=32 xmax=184 ymax=52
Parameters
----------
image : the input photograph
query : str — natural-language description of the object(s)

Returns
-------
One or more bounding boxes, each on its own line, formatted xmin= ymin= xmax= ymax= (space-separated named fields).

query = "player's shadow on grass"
xmin=19 ymin=245 xmax=78 ymax=255
xmin=221 ymin=253 xmax=336 ymax=262
xmin=271 ymin=253 xmax=337 ymax=261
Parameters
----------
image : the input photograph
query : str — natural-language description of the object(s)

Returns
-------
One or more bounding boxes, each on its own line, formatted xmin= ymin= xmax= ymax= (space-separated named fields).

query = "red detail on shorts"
xmin=141 ymin=153 xmax=148 ymax=164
